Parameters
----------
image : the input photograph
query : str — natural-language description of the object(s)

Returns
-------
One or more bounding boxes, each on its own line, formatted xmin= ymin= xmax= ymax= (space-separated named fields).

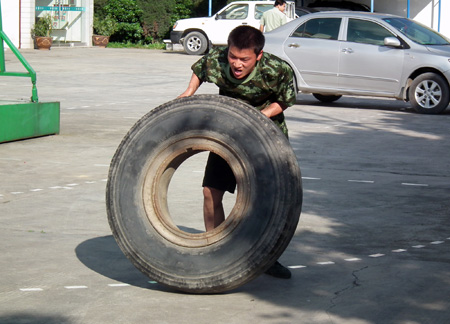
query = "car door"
xmin=283 ymin=17 xmax=342 ymax=89
xmin=338 ymin=18 xmax=404 ymax=94
xmin=208 ymin=3 xmax=253 ymax=44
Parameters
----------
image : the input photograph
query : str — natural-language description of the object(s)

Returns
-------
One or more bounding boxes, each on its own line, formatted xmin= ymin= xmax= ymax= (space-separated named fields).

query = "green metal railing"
xmin=0 ymin=3 xmax=39 ymax=102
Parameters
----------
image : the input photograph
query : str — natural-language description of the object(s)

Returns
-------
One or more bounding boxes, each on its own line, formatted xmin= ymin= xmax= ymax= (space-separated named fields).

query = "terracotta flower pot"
xmin=92 ymin=35 xmax=110 ymax=48
xmin=35 ymin=36 xmax=53 ymax=50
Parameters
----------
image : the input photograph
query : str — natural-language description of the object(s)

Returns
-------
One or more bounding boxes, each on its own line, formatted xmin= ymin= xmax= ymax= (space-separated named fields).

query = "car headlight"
xmin=173 ymin=22 xmax=178 ymax=29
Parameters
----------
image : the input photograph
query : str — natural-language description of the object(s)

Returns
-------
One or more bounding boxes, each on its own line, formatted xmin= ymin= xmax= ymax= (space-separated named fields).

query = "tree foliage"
xmin=93 ymin=0 xmax=234 ymax=43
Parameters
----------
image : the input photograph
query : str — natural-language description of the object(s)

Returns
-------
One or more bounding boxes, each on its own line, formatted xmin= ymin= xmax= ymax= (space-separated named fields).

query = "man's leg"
xmin=203 ymin=186 xmax=225 ymax=231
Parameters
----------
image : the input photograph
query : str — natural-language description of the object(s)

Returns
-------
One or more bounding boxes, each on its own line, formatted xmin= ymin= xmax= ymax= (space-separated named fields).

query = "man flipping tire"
xmin=179 ymin=25 xmax=297 ymax=279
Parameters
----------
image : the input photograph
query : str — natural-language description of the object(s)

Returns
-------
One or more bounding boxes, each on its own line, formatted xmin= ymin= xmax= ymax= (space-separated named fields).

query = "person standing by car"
xmin=260 ymin=0 xmax=288 ymax=32
xmin=178 ymin=25 xmax=297 ymax=279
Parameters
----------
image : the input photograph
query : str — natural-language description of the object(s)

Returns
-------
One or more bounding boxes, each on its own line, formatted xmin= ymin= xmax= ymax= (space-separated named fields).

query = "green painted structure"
xmin=0 ymin=3 xmax=60 ymax=143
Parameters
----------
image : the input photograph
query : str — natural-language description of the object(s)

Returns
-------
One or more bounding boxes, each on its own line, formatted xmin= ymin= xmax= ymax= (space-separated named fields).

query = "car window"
xmin=347 ymin=19 xmax=394 ymax=45
xmin=295 ymin=8 xmax=313 ymax=17
xmin=255 ymin=4 xmax=273 ymax=20
xmin=292 ymin=18 xmax=341 ymax=40
xmin=217 ymin=4 xmax=249 ymax=20
xmin=383 ymin=17 xmax=450 ymax=45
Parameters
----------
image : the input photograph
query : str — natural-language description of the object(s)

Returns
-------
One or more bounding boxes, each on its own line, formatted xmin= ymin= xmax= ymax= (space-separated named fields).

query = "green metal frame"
xmin=0 ymin=3 xmax=60 ymax=143
xmin=0 ymin=3 xmax=38 ymax=102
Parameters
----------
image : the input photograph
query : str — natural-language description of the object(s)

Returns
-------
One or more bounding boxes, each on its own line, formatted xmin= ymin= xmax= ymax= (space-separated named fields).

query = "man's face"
xmin=277 ymin=3 xmax=286 ymax=12
xmin=227 ymin=46 xmax=263 ymax=79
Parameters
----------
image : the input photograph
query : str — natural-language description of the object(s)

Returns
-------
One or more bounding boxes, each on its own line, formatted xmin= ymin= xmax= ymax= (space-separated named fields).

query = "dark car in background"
xmin=264 ymin=11 xmax=450 ymax=114
xmin=308 ymin=0 xmax=371 ymax=12
xmin=295 ymin=6 xmax=345 ymax=17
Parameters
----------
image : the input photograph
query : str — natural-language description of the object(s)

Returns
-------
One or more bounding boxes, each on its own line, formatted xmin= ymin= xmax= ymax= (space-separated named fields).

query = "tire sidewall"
xmin=107 ymin=95 xmax=302 ymax=293
xmin=409 ymin=72 xmax=450 ymax=114
xmin=184 ymin=31 xmax=208 ymax=55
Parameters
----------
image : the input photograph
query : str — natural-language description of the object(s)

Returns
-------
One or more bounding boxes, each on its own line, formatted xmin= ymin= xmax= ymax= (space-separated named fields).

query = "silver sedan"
xmin=264 ymin=11 xmax=450 ymax=114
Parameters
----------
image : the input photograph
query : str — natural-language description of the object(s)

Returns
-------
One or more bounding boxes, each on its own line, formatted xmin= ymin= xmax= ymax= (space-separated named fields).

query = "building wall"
xmin=1 ymin=0 xmax=20 ymax=47
xmin=363 ymin=0 xmax=450 ymax=38
xmin=1 ymin=0 xmax=93 ymax=49
xmin=21 ymin=0 xmax=36 ymax=49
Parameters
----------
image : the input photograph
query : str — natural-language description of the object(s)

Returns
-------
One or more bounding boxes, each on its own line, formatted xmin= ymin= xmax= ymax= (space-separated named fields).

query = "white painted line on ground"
xmin=348 ymin=180 xmax=374 ymax=183
xmin=148 ymin=281 xmax=158 ymax=284
xmin=20 ymin=288 xmax=43 ymax=292
xmin=369 ymin=253 xmax=385 ymax=258
xmin=94 ymin=164 xmax=110 ymax=167
xmin=66 ymin=183 xmax=79 ymax=186
xmin=50 ymin=186 xmax=63 ymax=189
xmin=392 ymin=249 xmax=407 ymax=253
xmin=317 ymin=261 xmax=335 ymax=265
xmin=412 ymin=245 xmax=426 ymax=248
xmin=302 ymin=177 xmax=321 ymax=180
xmin=430 ymin=241 xmax=445 ymax=245
xmin=108 ymin=283 xmax=130 ymax=287
xmin=401 ymin=183 xmax=428 ymax=187
xmin=64 ymin=286 xmax=88 ymax=289
xmin=288 ymin=265 xmax=307 ymax=269
xmin=344 ymin=258 xmax=361 ymax=262
xmin=62 ymin=187 xmax=74 ymax=190
xmin=101 ymin=179 xmax=108 ymax=182
xmin=30 ymin=189 xmax=43 ymax=192
xmin=11 ymin=192 xmax=24 ymax=195
xmin=85 ymin=181 xmax=96 ymax=184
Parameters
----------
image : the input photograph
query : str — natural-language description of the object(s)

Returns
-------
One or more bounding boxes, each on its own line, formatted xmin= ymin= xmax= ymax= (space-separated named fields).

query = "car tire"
xmin=106 ymin=95 xmax=303 ymax=293
xmin=183 ymin=31 xmax=208 ymax=55
xmin=313 ymin=94 xmax=342 ymax=103
xmin=409 ymin=73 xmax=450 ymax=114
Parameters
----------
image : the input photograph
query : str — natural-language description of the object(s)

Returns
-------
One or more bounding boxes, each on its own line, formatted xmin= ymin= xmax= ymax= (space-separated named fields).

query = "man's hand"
xmin=178 ymin=73 xmax=202 ymax=98
xmin=261 ymin=102 xmax=286 ymax=118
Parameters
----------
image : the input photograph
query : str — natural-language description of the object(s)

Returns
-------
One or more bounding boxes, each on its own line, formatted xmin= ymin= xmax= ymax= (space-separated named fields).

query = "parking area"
xmin=1 ymin=47 xmax=450 ymax=324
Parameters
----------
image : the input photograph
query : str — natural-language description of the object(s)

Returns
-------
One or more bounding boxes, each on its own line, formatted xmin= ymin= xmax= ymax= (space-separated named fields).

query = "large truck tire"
xmin=106 ymin=95 xmax=302 ymax=293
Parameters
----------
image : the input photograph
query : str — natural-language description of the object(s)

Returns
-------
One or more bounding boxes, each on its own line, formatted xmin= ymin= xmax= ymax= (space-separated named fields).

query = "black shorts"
xmin=202 ymin=152 xmax=236 ymax=194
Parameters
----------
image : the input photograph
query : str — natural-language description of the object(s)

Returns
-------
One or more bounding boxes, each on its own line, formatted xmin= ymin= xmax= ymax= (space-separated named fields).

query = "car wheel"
xmin=409 ymin=73 xmax=450 ymax=114
xmin=183 ymin=31 xmax=208 ymax=55
xmin=106 ymin=95 xmax=303 ymax=293
xmin=312 ymin=94 xmax=342 ymax=103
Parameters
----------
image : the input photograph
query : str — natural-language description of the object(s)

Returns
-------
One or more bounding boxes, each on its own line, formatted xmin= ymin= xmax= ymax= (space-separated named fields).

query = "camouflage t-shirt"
xmin=191 ymin=47 xmax=296 ymax=136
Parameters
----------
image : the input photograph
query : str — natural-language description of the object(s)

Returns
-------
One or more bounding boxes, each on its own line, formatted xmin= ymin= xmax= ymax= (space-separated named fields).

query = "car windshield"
xmin=383 ymin=17 xmax=450 ymax=45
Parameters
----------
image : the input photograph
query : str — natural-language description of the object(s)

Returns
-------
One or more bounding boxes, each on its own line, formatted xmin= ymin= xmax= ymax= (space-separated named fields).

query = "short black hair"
xmin=227 ymin=26 xmax=265 ymax=55
xmin=274 ymin=0 xmax=286 ymax=7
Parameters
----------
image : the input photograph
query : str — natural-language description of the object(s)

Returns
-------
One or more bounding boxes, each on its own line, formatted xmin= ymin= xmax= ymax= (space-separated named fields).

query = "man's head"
xmin=227 ymin=26 xmax=265 ymax=79
xmin=274 ymin=0 xmax=286 ymax=12
xmin=228 ymin=25 xmax=265 ymax=56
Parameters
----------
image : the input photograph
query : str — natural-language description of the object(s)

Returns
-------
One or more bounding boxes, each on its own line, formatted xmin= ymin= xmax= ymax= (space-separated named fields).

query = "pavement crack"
xmin=328 ymin=266 xmax=368 ymax=310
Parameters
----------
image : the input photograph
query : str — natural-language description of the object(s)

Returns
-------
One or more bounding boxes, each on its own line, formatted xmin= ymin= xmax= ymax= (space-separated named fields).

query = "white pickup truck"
xmin=170 ymin=0 xmax=296 ymax=55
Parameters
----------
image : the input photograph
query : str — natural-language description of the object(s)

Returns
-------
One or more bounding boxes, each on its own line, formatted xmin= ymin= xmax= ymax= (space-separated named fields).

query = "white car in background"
xmin=170 ymin=0 xmax=296 ymax=55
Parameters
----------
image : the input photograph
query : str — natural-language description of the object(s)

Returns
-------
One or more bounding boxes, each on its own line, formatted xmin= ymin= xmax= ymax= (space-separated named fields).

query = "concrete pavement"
xmin=1 ymin=47 xmax=450 ymax=324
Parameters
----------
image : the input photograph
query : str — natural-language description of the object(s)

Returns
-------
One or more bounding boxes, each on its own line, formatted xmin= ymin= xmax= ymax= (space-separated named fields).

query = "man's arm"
xmin=260 ymin=24 xmax=264 ymax=32
xmin=261 ymin=102 xmax=287 ymax=118
xmin=178 ymin=72 xmax=202 ymax=98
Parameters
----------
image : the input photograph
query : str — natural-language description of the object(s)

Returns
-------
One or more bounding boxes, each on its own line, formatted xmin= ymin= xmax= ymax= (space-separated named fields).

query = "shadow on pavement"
xmin=0 ymin=313 xmax=71 ymax=324
xmin=75 ymin=235 xmax=172 ymax=292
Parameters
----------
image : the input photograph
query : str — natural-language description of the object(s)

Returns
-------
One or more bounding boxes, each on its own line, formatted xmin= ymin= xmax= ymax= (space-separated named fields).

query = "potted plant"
xmin=31 ymin=15 xmax=53 ymax=50
xmin=92 ymin=16 xmax=117 ymax=48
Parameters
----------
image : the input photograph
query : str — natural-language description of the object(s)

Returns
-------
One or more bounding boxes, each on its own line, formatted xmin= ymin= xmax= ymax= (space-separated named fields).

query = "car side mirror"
xmin=384 ymin=37 xmax=401 ymax=47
